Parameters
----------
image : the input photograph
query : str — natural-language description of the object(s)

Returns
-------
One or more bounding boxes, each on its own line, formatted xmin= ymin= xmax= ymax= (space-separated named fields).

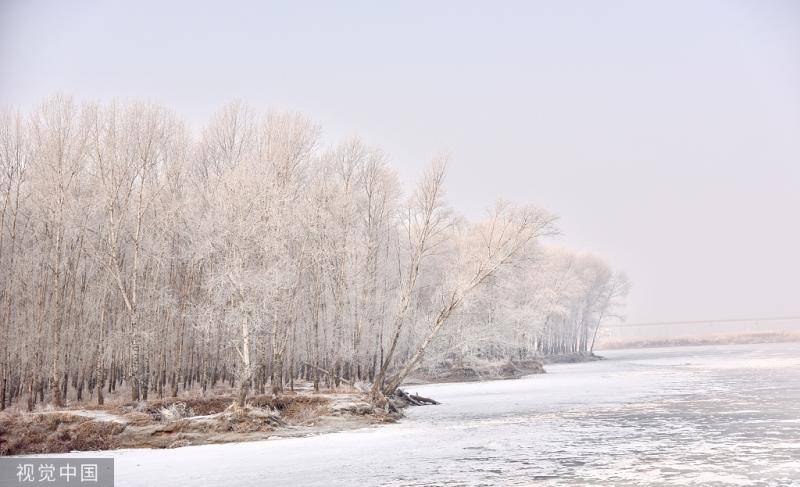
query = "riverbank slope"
xmin=1 ymin=355 xmax=603 ymax=456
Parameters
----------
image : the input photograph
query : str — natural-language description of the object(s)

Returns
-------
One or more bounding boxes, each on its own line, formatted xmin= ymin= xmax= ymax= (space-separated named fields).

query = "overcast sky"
xmin=2 ymin=0 xmax=798 ymax=324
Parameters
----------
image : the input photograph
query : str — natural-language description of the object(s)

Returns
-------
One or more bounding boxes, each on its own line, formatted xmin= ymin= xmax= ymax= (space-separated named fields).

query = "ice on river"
xmin=39 ymin=342 xmax=800 ymax=486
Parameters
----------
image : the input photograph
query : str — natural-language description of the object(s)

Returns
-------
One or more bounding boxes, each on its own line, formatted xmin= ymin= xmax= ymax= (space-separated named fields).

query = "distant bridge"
xmin=600 ymin=315 xmax=800 ymax=343
xmin=607 ymin=316 xmax=800 ymax=328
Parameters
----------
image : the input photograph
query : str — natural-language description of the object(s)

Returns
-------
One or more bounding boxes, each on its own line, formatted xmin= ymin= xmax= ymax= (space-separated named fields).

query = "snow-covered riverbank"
xmin=35 ymin=342 xmax=800 ymax=486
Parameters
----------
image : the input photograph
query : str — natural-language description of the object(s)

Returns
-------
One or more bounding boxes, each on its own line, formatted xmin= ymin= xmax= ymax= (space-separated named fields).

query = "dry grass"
xmin=285 ymin=401 xmax=329 ymax=425
xmin=0 ymin=410 xmax=123 ymax=455
xmin=0 ymin=392 xmax=365 ymax=455
xmin=131 ymin=397 xmax=233 ymax=418
xmin=222 ymin=404 xmax=283 ymax=433
xmin=120 ymin=411 xmax=153 ymax=426
xmin=248 ymin=394 xmax=329 ymax=423
xmin=68 ymin=421 xmax=126 ymax=451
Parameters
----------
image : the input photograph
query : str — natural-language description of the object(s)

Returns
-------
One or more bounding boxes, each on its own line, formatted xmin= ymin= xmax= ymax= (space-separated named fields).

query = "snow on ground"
xmin=36 ymin=342 xmax=800 ymax=486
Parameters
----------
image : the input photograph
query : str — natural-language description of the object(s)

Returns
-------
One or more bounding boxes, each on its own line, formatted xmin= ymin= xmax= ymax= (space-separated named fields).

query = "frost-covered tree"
xmin=0 ymin=96 xmax=627 ymax=410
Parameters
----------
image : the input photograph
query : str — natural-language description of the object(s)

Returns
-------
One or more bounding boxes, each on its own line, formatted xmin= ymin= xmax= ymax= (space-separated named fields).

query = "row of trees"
xmin=0 ymin=95 xmax=627 ymax=410
xmin=423 ymin=248 xmax=629 ymax=369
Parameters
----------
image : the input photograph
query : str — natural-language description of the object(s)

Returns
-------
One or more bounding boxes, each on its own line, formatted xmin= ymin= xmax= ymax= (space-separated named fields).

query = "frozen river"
xmin=55 ymin=342 xmax=800 ymax=486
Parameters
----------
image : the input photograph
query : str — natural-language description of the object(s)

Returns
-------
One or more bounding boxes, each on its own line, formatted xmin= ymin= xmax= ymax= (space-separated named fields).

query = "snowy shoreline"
xmin=11 ymin=343 xmax=798 ymax=486
xmin=0 ymin=355 xmax=619 ymax=456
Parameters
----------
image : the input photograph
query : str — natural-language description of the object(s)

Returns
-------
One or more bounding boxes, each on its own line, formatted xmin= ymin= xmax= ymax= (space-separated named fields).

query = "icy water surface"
xmin=55 ymin=342 xmax=800 ymax=486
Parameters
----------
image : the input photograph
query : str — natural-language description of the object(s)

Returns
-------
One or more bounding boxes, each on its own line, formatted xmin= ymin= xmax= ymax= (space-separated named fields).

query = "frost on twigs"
xmin=220 ymin=403 xmax=284 ymax=431
xmin=158 ymin=402 xmax=194 ymax=422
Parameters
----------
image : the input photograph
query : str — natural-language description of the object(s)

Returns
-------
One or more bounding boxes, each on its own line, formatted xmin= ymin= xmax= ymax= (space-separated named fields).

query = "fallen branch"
xmin=302 ymin=362 xmax=353 ymax=386
xmin=410 ymin=392 xmax=440 ymax=405
xmin=394 ymin=388 xmax=422 ymax=406
xmin=394 ymin=388 xmax=439 ymax=406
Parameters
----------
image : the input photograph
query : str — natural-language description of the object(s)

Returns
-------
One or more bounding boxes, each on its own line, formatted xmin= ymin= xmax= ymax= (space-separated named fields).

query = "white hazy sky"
xmin=1 ymin=0 xmax=799 ymax=324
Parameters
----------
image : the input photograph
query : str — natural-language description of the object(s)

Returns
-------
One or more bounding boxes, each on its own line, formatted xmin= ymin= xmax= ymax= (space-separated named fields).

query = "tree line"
xmin=0 ymin=95 xmax=628 ymax=410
